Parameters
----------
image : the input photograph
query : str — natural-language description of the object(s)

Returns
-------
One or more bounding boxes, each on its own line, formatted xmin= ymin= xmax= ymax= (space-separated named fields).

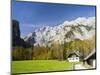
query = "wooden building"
xmin=68 ymin=53 xmax=80 ymax=62
xmin=84 ymin=49 xmax=96 ymax=68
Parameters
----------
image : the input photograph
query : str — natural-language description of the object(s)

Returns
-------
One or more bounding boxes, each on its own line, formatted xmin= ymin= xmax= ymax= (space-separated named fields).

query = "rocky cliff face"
xmin=24 ymin=17 xmax=95 ymax=47
xmin=12 ymin=20 xmax=20 ymax=38
xmin=12 ymin=20 xmax=32 ymax=48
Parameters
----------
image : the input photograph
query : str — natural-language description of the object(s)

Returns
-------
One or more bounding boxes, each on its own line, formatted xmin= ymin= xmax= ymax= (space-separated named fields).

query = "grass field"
xmin=12 ymin=60 xmax=79 ymax=74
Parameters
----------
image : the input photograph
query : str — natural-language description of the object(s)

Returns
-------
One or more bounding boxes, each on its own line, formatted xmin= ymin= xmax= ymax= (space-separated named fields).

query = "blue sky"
xmin=12 ymin=0 xmax=96 ymax=37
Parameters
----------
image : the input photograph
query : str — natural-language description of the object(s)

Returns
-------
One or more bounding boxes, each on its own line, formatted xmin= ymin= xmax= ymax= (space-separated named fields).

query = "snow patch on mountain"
xmin=63 ymin=17 xmax=95 ymax=27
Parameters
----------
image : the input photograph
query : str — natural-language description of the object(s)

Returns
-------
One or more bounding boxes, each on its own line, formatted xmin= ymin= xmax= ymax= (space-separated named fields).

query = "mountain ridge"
xmin=24 ymin=17 xmax=95 ymax=47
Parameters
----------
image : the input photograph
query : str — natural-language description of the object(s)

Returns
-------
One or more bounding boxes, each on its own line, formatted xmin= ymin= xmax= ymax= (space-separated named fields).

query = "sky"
xmin=12 ymin=0 xmax=96 ymax=37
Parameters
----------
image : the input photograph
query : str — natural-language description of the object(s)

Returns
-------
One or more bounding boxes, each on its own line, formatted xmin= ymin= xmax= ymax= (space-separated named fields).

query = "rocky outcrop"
xmin=12 ymin=20 xmax=32 ymax=48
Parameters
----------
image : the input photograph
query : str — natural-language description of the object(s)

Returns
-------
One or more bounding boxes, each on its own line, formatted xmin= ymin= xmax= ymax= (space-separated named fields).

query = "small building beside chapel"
xmin=84 ymin=49 xmax=96 ymax=68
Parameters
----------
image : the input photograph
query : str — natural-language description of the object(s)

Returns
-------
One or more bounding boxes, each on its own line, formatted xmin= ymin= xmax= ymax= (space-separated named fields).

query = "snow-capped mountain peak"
xmin=24 ymin=17 xmax=95 ymax=47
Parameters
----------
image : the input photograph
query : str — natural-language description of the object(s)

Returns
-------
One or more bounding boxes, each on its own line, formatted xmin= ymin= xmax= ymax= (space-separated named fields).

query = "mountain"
xmin=12 ymin=20 xmax=32 ymax=48
xmin=24 ymin=17 xmax=95 ymax=47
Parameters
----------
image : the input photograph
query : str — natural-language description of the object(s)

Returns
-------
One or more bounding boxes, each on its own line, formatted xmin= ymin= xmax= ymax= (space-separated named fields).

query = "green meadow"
xmin=12 ymin=60 xmax=79 ymax=74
